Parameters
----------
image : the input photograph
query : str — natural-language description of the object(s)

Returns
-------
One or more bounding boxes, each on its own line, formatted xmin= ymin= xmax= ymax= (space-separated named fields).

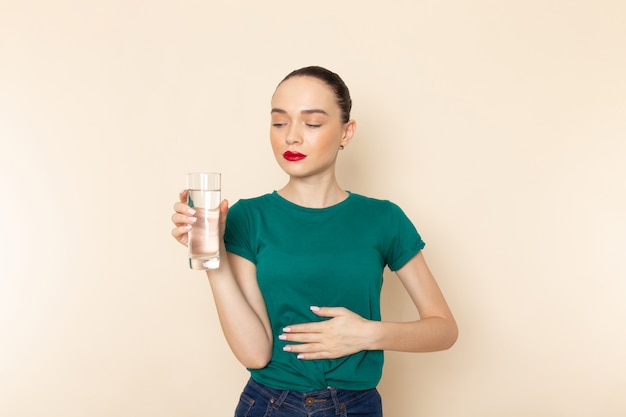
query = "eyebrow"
xmin=271 ymin=108 xmax=329 ymax=116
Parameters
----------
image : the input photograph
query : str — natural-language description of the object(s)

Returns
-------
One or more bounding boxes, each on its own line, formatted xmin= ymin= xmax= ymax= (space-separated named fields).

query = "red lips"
xmin=283 ymin=151 xmax=307 ymax=161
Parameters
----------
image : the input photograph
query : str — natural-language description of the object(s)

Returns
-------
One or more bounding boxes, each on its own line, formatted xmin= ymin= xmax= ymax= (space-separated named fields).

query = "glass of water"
xmin=186 ymin=172 xmax=221 ymax=270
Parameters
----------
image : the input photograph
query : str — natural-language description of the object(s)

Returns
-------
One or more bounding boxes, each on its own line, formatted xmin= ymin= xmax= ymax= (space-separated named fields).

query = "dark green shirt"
xmin=224 ymin=191 xmax=425 ymax=391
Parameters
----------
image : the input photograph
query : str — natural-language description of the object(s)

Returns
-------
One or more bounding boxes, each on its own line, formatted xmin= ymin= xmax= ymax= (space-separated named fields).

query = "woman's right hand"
xmin=171 ymin=190 xmax=197 ymax=247
xmin=170 ymin=190 xmax=230 ymax=247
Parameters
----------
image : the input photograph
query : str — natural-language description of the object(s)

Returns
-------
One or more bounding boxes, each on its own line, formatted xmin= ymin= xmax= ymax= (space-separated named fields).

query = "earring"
xmin=339 ymin=145 xmax=345 ymax=150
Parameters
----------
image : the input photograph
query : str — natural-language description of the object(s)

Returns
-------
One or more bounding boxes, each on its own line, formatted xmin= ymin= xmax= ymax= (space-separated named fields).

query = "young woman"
xmin=171 ymin=66 xmax=458 ymax=416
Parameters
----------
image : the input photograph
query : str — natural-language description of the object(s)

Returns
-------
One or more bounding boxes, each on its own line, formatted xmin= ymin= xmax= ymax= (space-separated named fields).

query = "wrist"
xmin=365 ymin=319 xmax=384 ymax=351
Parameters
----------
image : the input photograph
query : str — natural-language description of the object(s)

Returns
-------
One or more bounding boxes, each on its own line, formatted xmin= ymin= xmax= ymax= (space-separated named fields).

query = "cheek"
xmin=314 ymin=132 xmax=340 ymax=152
xmin=270 ymin=133 xmax=283 ymax=153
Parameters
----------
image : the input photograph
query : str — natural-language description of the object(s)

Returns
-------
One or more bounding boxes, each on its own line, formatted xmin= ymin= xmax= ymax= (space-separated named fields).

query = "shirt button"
xmin=305 ymin=397 xmax=315 ymax=406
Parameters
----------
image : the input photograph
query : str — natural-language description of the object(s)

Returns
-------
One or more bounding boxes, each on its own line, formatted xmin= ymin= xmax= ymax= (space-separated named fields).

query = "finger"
xmin=309 ymin=306 xmax=347 ymax=318
xmin=282 ymin=322 xmax=324 ymax=335
xmin=296 ymin=349 xmax=335 ymax=360
xmin=172 ymin=211 xmax=197 ymax=224
xmin=171 ymin=191 xmax=194 ymax=247
xmin=174 ymin=201 xmax=196 ymax=216
xmin=282 ymin=343 xmax=332 ymax=360
xmin=282 ymin=341 xmax=323 ymax=353
xmin=171 ymin=224 xmax=192 ymax=238
xmin=279 ymin=331 xmax=322 ymax=344
xmin=281 ymin=334 xmax=324 ymax=350
xmin=281 ymin=307 xmax=343 ymax=333
xmin=296 ymin=352 xmax=328 ymax=360
xmin=219 ymin=199 xmax=229 ymax=225
xmin=171 ymin=225 xmax=190 ymax=246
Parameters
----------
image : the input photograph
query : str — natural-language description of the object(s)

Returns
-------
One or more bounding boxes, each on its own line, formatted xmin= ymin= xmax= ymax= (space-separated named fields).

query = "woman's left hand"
xmin=279 ymin=306 xmax=378 ymax=360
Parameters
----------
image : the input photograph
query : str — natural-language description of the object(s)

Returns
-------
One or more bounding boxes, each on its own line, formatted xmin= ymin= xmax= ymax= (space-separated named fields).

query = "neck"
xmin=278 ymin=178 xmax=348 ymax=208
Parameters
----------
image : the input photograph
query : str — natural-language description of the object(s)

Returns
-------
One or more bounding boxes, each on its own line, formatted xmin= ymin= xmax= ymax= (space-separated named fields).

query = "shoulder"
xmin=233 ymin=192 xmax=274 ymax=205
xmin=227 ymin=194 xmax=274 ymax=227
xmin=348 ymin=193 xmax=405 ymax=214
xmin=230 ymin=193 xmax=274 ymax=211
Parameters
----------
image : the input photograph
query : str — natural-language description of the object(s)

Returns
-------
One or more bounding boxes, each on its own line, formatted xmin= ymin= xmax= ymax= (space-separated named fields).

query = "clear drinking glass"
xmin=186 ymin=172 xmax=220 ymax=270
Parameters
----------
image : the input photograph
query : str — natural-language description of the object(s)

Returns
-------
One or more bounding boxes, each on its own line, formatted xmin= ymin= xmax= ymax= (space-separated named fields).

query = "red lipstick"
xmin=283 ymin=151 xmax=307 ymax=161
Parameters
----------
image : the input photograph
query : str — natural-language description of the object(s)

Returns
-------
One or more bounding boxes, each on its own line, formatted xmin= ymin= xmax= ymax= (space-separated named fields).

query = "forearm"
xmin=375 ymin=252 xmax=458 ymax=353
xmin=206 ymin=253 xmax=272 ymax=369
xmin=369 ymin=316 xmax=458 ymax=353
xmin=279 ymin=308 xmax=458 ymax=360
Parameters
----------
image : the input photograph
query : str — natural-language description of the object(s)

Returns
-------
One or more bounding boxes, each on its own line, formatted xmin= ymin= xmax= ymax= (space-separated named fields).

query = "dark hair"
xmin=280 ymin=66 xmax=352 ymax=123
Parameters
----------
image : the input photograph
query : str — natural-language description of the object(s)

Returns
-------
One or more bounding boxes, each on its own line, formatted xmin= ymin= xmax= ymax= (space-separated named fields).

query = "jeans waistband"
xmin=247 ymin=378 xmax=344 ymax=412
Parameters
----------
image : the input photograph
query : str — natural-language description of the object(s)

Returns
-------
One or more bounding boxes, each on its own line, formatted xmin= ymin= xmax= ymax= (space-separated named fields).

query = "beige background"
xmin=1 ymin=1 xmax=625 ymax=416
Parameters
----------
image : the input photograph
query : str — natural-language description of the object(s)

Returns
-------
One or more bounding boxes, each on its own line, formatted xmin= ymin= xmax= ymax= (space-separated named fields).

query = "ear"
xmin=340 ymin=119 xmax=357 ymax=148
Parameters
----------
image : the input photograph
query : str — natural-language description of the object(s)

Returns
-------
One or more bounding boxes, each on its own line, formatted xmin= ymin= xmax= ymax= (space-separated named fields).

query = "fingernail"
xmin=278 ymin=334 xmax=286 ymax=340
xmin=189 ymin=217 xmax=197 ymax=223
xmin=297 ymin=354 xmax=304 ymax=359
xmin=310 ymin=306 xmax=320 ymax=312
xmin=183 ymin=224 xmax=192 ymax=230
xmin=186 ymin=208 xmax=196 ymax=215
xmin=283 ymin=345 xmax=291 ymax=352
xmin=282 ymin=327 xmax=291 ymax=332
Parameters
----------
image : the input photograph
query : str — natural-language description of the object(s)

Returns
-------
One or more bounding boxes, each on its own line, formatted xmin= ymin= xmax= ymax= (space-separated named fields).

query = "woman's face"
xmin=270 ymin=76 xmax=355 ymax=180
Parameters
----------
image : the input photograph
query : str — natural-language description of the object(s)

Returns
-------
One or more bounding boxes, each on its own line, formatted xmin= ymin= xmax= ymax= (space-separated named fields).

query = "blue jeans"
xmin=234 ymin=378 xmax=383 ymax=417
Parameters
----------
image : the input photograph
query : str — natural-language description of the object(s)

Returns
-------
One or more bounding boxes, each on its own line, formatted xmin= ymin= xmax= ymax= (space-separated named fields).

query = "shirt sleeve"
xmin=384 ymin=202 xmax=425 ymax=271
xmin=223 ymin=200 xmax=257 ymax=264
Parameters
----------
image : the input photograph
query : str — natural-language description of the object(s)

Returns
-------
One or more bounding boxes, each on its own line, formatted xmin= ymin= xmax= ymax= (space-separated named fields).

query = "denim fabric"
xmin=234 ymin=378 xmax=383 ymax=417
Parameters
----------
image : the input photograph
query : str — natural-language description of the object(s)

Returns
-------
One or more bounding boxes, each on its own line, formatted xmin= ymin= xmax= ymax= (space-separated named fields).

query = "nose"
xmin=285 ymin=124 xmax=303 ymax=145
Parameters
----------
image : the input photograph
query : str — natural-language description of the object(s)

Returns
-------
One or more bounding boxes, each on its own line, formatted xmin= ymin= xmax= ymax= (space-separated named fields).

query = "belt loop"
xmin=329 ymin=387 xmax=345 ymax=414
xmin=272 ymin=389 xmax=290 ymax=409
